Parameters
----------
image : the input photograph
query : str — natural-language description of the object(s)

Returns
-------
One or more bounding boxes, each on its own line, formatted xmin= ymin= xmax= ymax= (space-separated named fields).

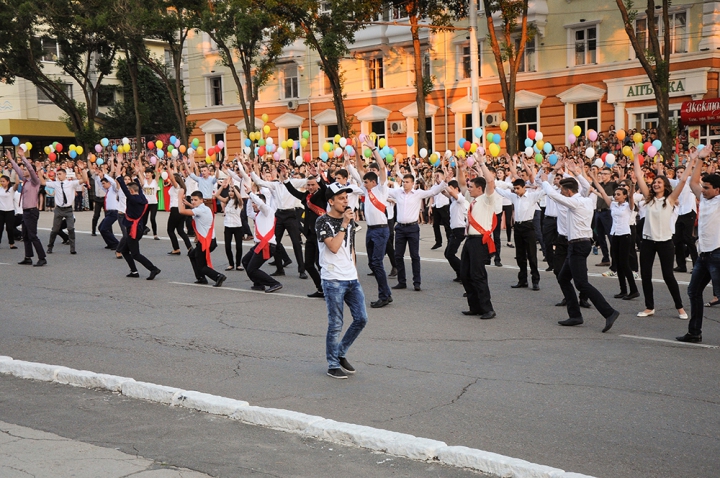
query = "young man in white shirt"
xmin=242 ymin=191 xmax=283 ymax=293
xmin=316 ymin=183 xmax=367 ymax=379
xmin=179 ymin=190 xmax=226 ymax=287
xmin=430 ymin=169 xmax=452 ymax=250
xmin=40 ymin=165 xmax=87 ymax=254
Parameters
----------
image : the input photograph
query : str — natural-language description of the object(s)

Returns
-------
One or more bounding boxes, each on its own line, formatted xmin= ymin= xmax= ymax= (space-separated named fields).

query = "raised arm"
xmin=688 ymin=149 xmax=708 ymax=199
xmin=668 ymin=156 xmax=696 ymax=206
xmin=589 ymin=170 xmax=611 ymax=207
xmin=478 ymin=154 xmax=495 ymax=196
xmin=632 ymin=146 xmax=650 ymax=199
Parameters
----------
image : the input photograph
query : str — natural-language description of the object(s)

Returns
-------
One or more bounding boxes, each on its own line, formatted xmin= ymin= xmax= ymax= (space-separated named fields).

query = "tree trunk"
xmin=126 ymin=51 xmax=143 ymax=153
xmin=506 ymin=75 xmax=518 ymax=155
xmin=410 ymin=14 xmax=427 ymax=152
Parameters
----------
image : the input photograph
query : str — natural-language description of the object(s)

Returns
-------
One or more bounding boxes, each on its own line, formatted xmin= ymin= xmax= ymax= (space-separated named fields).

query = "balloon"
xmin=95 ymin=144 xmax=102 ymax=153
xmin=492 ymin=134 xmax=501 ymax=145
xmin=0 ymin=136 xmax=3 ymax=144
xmin=406 ymin=137 xmax=414 ymax=147
xmin=121 ymin=137 xmax=129 ymax=145
xmin=568 ymin=134 xmax=577 ymax=144
xmin=478 ymin=146 xmax=485 ymax=155
xmin=463 ymin=141 xmax=472 ymax=152
xmin=500 ymin=121 xmax=509 ymax=132
xmin=594 ymin=158 xmax=604 ymax=168
xmin=543 ymin=142 xmax=552 ymax=154
xmin=466 ymin=157 xmax=475 ymax=168
xmin=330 ymin=147 xmax=339 ymax=158
xmin=244 ymin=138 xmax=251 ymax=147
xmin=363 ymin=148 xmax=372 ymax=158
xmin=535 ymin=153 xmax=543 ymax=164
xmin=605 ymin=153 xmax=616 ymax=166
xmin=486 ymin=132 xmax=494 ymax=142
xmin=647 ymin=146 xmax=657 ymax=157
xmin=548 ymin=154 xmax=558 ymax=165
xmin=323 ymin=142 xmax=331 ymax=152
xmin=179 ymin=145 xmax=186 ymax=154
xmin=271 ymin=152 xmax=279 ymax=161
xmin=294 ymin=157 xmax=303 ymax=166
xmin=69 ymin=150 xmax=77 ymax=159
xmin=96 ymin=158 xmax=104 ymax=166
xmin=76 ymin=146 xmax=84 ymax=155
xmin=156 ymin=150 xmax=164 ymax=159
xmin=172 ymin=149 xmax=180 ymax=158
xmin=638 ymin=155 xmax=644 ymax=165
xmin=457 ymin=150 xmax=466 ymax=158
xmin=642 ymin=141 xmax=650 ymax=153
xmin=293 ymin=141 xmax=300 ymax=151
xmin=49 ymin=152 xmax=57 ymax=161
xmin=156 ymin=140 xmax=164 ymax=149
xmin=196 ymin=146 xmax=204 ymax=156
xmin=622 ymin=145 xmax=633 ymax=157
xmin=419 ymin=148 xmax=428 ymax=158
xmin=458 ymin=138 xmax=466 ymax=148
xmin=697 ymin=144 xmax=706 ymax=151
xmin=243 ymin=146 xmax=251 ymax=155
xmin=525 ymin=147 xmax=534 ymax=157
xmin=535 ymin=132 xmax=543 ymax=142
xmin=261 ymin=113 xmax=269 ymax=123
xmin=585 ymin=147 xmax=596 ymax=159
xmin=536 ymin=140 xmax=544 ymax=150
xmin=147 ymin=141 xmax=156 ymax=150
xmin=588 ymin=130 xmax=597 ymax=142
xmin=258 ymin=139 xmax=266 ymax=147
xmin=192 ymin=138 xmax=200 ymax=148
xmin=300 ymin=138 xmax=308 ymax=148
xmin=208 ymin=146 xmax=216 ymax=156
xmin=524 ymin=138 xmax=533 ymax=148
xmin=302 ymin=130 xmax=310 ymax=139
xmin=386 ymin=155 xmax=394 ymax=165
xmin=339 ymin=137 xmax=347 ymax=148
xmin=217 ymin=140 xmax=225 ymax=150
xmin=652 ymin=140 xmax=662 ymax=150
xmin=44 ymin=146 xmax=52 ymax=155
xmin=572 ymin=125 xmax=581 ymax=137
xmin=169 ymin=135 xmax=177 ymax=145
xmin=125 ymin=143 xmax=132 ymax=153
xmin=474 ymin=127 xmax=483 ymax=138
xmin=261 ymin=125 xmax=270 ymax=135
xmin=528 ymin=129 xmax=536 ymax=140
xmin=334 ymin=134 xmax=341 ymax=144
xmin=534 ymin=145 xmax=541 ymax=154
xmin=167 ymin=145 xmax=175 ymax=153
xmin=378 ymin=138 xmax=386 ymax=148
xmin=149 ymin=156 xmax=157 ymax=165
xmin=489 ymin=143 xmax=500 ymax=157
xmin=345 ymin=145 xmax=354 ymax=154
xmin=174 ymin=139 xmax=181 ymax=147
xmin=633 ymin=133 xmax=642 ymax=144
xmin=258 ymin=146 xmax=266 ymax=156
xmin=470 ymin=143 xmax=478 ymax=153
xmin=12 ymin=137 xmax=20 ymax=146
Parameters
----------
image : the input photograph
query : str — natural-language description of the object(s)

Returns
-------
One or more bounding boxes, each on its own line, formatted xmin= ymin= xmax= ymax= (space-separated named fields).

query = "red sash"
xmin=467 ymin=201 xmax=498 ymax=254
xmin=306 ymin=193 xmax=326 ymax=217
xmin=364 ymin=189 xmax=386 ymax=214
xmin=127 ymin=204 xmax=148 ymax=240
xmin=192 ymin=216 xmax=215 ymax=269
xmin=254 ymin=218 xmax=277 ymax=260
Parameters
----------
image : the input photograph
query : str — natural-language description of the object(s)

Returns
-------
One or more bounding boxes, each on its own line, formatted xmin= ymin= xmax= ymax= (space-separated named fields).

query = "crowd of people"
xmin=1 ymin=127 xmax=719 ymax=379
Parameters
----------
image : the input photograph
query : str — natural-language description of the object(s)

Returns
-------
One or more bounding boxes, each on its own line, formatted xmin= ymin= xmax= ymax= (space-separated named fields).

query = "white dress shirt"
xmin=541 ymin=182 xmax=594 ymax=241
xmin=45 ymin=180 xmax=79 ymax=208
xmin=249 ymin=193 xmax=277 ymax=244
xmin=544 ymin=185 xmax=560 ymax=217
xmin=449 ymin=194 xmax=468 ymax=229
xmin=388 ymin=182 xmax=447 ymax=224
xmin=433 ymin=189 xmax=450 ymax=208
xmin=192 ymin=203 xmax=215 ymax=239
xmin=670 ymin=178 xmax=697 ymax=215
xmin=466 ymin=192 xmax=502 ymax=235
xmin=643 ymin=197 xmax=678 ymax=241
xmin=103 ymin=175 xmax=121 ymax=210
xmin=223 ymin=199 xmax=243 ymax=228
xmin=698 ymin=194 xmax=720 ymax=252
xmin=495 ymin=185 xmax=544 ymax=222
xmin=610 ymin=201 xmax=632 ymax=236
xmin=250 ymin=172 xmax=306 ymax=211
xmin=0 ymin=186 xmax=14 ymax=211
xmin=362 ymin=182 xmax=389 ymax=226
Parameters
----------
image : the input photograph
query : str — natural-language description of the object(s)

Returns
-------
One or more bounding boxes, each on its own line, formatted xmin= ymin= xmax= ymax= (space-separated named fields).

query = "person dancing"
xmin=179 ymin=188 xmax=226 ymax=287
xmin=214 ymin=178 xmax=245 ymax=272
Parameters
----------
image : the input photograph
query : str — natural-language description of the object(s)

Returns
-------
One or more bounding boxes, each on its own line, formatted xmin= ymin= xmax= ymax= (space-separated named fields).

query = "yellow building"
xmin=185 ymin=0 xmax=720 ymax=157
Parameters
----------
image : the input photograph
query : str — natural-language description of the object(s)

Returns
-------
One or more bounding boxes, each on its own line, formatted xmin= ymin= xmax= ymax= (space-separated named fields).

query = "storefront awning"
xmin=681 ymin=98 xmax=720 ymax=125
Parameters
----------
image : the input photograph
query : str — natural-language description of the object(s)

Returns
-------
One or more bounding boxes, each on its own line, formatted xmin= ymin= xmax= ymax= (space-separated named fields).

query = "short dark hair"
xmin=127 ymin=183 xmax=140 ymax=193
xmin=403 ymin=174 xmax=414 ymax=181
xmin=470 ymin=177 xmax=486 ymax=190
xmin=335 ymin=169 xmax=349 ymax=179
xmin=363 ymin=172 xmax=378 ymax=183
xmin=448 ymin=179 xmax=459 ymax=189
xmin=702 ymin=173 xmax=720 ymax=190
xmin=512 ymin=178 xmax=525 ymax=188
xmin=191 ymin=191 xmax=204 ymax=200
xmin=368 ymin=162 xmax=380 ymax=171
xmin=559 ymin=177 xmax=579 ymax=193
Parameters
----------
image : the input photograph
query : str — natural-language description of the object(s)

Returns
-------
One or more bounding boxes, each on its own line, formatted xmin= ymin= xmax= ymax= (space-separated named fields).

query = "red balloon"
xmin=147 ymin=141 xmax=155 ymax=150
xmin=638 ymin=156 xmax=645 ymax=166
xmin=601 ymin=152 xmax=607 ymax=161
xmin=463 ymin=141 xmax=472 ymax=152
xmin=528 ymin=129 xmax=536 ymax=140
xmin=258 ymin=146 xmax=266 ymax=156
xmin=55 ymin=143 xmax=63 ymax=152
xmin=303 ymin=152 xmax=311 ymax=162
xmin=207 ymin=146 xmax=215 ymax=156
xmin=643 ymin=142 xmax=651 ymax=152
xmin=49 ymin=152 xmax=57 ymax=162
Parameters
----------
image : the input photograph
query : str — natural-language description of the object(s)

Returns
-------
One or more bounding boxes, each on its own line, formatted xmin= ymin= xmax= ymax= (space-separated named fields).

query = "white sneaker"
xmin=637 ymin=309 xmax=655 ymax=317
xmin=633 ymin=272 xmax=639 ymax=280
xmin=602 ymin=270 xmax=617 ymax=277
xmin=679 ymin=312 xmax=688 ymax=320
xmin=355 ymin=225 xmax=363 ymax=232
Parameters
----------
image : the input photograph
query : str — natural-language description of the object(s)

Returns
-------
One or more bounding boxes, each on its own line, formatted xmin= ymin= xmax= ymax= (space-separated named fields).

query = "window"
xmin=282 ymin=64 xmax=299 ymax=99
xmin=415 ymin=117 xmax=433 ymax=151
xmin=37 ymin=84 xmax=72 ymax=104
xmin=460 ymin=44 xmax=481 ymax=79
xmin=636 ymin=11 xmax=687 ymax=54
xmin=41 ymin=38 xmax=60 ymax=62
xmin=319 ymin=1 xmax=332 ymax=14
xmin=381 ymin=3 xmax=408 ymax=21
xmin=634 ymin=110 xmax=679 ymax=131
xmin=97 ymin=85 xmax=115 ymax=107
xmin=515 ymin=37 xmax=536 ymax=73
xmin=573 ymin=102 xmax=598 ymax=135
xmin=326 ymin=124 xmax=339 ymax=141
xmin=287 ymin=127 xmax=300 ymax=156
xmin=371 ymin=121 xmax=386 ymax=147
xmin=573 ymin=26 xmax=597 ymax=65
xmin=209 ymin=76 xmax=223 ymax=106
xmin=462 ymin=114 xmax=473 ymax=142
xmin=164 ymin=50 xmax=175 ymax=78
xmin=368 ymin=58 xmax=383 ymax=90
xmin=517 ymin=108 xmax=538 ymax=150
xmin=214 ymin=133 xmax=225 ymax=161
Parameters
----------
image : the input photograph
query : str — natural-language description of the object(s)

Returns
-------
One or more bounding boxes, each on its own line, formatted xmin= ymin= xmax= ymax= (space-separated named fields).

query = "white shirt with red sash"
xmin=361 ymin=183 xmax=389 ymax=226
xmin=192 ymin=203 xmax=216 ymax=267
xmin=466 ymin=192 xmax=502 ymax=253
xmin=249 ymin=193 xmax=277 ymax=259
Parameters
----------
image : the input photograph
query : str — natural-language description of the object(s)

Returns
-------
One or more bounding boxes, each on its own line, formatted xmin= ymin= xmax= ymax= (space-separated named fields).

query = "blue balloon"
xmin=294 ymin=141 xmax=300 ymax=150
xmin=69 ymin=150 xmax=77 ymax=159
xmin=697 ymin=144 xmax=705 ymax=151
xmin=652 ymin=139 xmax=662 ymax=150
xmin=112 ymin=144 xmax=118 ymax=151
xmin=543 ymin=142 xmax=552 ymax=154
xmin=101 ymin=138 xmax=109 ymax=147
xmin=170 ymin=135 xmax=177 ymax=145
xmin=345 ymin=145 xmax=353 ymax=153
xmin=524 ymin=138 xmax=533 ymax=148
xmin=379 ymin=150 xmax=387 ymax=159
xmin=254 ymin=147 xmax=259 ymax=155
xmin=11 ymin=136 xmax=20 ymax=146
xmin=474 ymin=127 xmax=483 ymax=139
xmin=96 ymin=158 xmax=104 ymax=166
xmin=533 ymin=145 xmax=541 ymax=153
xmin=450 ymin=160 xmax=456 ymax=168
xmin=458 ymin=138 xmax=466 ymax=147
xmin=406 ymin=137 xmax=414 ymax=147
xmin=0 ymin=136 xmax=3 ymax=144
xmin=157 ymin=150 xmax=164 ymax=159
xmin=244 ymin=138 xmax=251 ymax=147
xmin=382 ymin=146 xmax=391 ymax=155
xmin=548 ymin=154 xmax=558 ymax=165
xmin=320 ymin=152 xmax=329 ymax=162
xmin=492 ymin=134 xmax=501 ymax=145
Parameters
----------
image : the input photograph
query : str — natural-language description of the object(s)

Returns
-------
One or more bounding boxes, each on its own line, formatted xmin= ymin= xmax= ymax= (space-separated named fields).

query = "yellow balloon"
xmin=334 ymin=134 xmax=341 ymax=144
xmin=500 ymin=121 xmax=509 ymax=132
xmin=369 ymin=132 xmax=376 ymax=141
xmin=622 ymin=145 xmax=632 ymax=157
xmin=44 ymin=146 xmax=51 ymax=155
xmin=470 ymin=143 xmax=478 ymax=153
xmin=69 ymin=144 xmax=76 ymax=151
xmin=300 ymin=138 xmax=308 ymax=148
xmin=156 ymin=140 xmax=164 ymax=149
xmin=379 ymin=138 xmax=386 ymax=148
xmin=263 ymin=125 xmax=271 ymax=134
xmin=536 ymin=140 xmax=544 ymax=150
xmin=633 ymin=132 xmax=642 ymax=144
xmin=457 ymin=150 xmax=466 ymax=158
xmin=76 ymin=146 xmax=84 ymax=155
xmin=286 ymin=138 xmax=293 ymax=145
xmin=125 ymin=143 xmax=132 ymax=153
xmin=197 ymin=146 xmax=204 ymax=156
xmin=261 ymin=113 xmax=269 ymax=123
xmin=323 ymin=142 xmax=331 ymax=152
xmin=572 ymin=125 xmax=581 ymax=137
xmin=205 ymin=157 xmax=212 ymax=164
xmin=25 ymin=142 xmax=32 ymax=150
xmin=489 ymin=143 xmax=500 ymax=157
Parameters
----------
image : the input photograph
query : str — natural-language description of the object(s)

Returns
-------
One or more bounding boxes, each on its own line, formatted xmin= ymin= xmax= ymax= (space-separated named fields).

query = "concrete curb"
xmin=0 ymin=356 xmax=596 ymax=478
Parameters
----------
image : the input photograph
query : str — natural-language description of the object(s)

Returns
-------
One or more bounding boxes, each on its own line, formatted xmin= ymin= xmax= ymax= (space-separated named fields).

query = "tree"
xmin=194 ymin=0 xmax=295 ymax=137
xmin=0 ymin=0 xmax=116 ymax=146
xmin=277 ymin=0 xmax=384 ymax=137
xmin=616 ymin=0 xmax=672 ymax=155
xmin=483 ymin=0 xmax=530 ymax=155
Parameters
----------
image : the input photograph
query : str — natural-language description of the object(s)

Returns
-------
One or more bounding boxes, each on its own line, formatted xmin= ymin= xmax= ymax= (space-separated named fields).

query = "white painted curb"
xmin=0 ymin=356 xmax=596 ymax=478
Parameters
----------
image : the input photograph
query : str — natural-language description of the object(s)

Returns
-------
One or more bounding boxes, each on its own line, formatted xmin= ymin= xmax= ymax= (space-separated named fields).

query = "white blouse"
xmin=642 ymin=197 xmax=678 ymax=242
xmin=610 ymin=201 xmax=632 ymax=236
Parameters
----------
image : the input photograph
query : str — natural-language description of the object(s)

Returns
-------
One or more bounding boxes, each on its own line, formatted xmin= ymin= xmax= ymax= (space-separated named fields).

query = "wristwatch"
xmin=338 ymin=226 xmax=347 ymax=233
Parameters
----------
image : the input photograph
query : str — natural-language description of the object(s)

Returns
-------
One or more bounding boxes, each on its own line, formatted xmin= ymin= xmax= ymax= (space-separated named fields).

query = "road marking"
xmin=620 ymin=334 xmax=718 ymax=349
xmin=169 ymin=281 xmax=314 ymax=300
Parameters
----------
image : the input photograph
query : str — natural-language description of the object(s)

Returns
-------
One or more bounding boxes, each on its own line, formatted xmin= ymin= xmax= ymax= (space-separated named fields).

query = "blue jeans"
xmin=687 ymin=249 xmax=720 ymax=336
xmin=99 ymin=210 xmax=119 ymax=248
xmin=366 ymin=226 xmax=391 ymax=300
xmin=322 ymin=279 xmax=368 ymax=369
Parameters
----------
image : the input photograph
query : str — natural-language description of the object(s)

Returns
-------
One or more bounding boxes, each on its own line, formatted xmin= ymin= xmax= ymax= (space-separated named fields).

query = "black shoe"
xmin=282 ymin=259 xmax=293 ymax=268
xmin=479 ymin=311 xmax=497 ymax=320
xmin=558 ymin=317 xmax=584 ymax=326
xmin=532 ymin=283 xmax=540 ymax=291
xmin=673 ymin=266 xmax=687 ymax=273
xmin=214 ymin=274 xmax=226 ymax=288
xmin=33 ymin=259 xmax=47 ymax=267
xmin=144 ymin=227 xmax=151 ymax=235
xmin=623 ymin=291 xmax=640 ymax=300
xmin=431 ymin=243 xmax=442 ymax=250
xmin=676 ymin=333 xmax=702 ymax=343
xmin=327 ymin=368 xmax=347 ymax=379
xmin=270 ymin=270 xmax=285 ymax=277
xmin=70 ymin=250 xmax=76 ymax=255
xmin=388 ymin=267 xmax=398 ymax=277
xmin=147 ymin=269 xmax=161 ymax=281
xmin=266 ymin=284 xmax=283 ymax=293
xmin=168 ymin=251 xmax=181 ymax=255
xmin=371 ymin=298 xmax=390 ymax=308
xmin=18 ymin=258 xmax=33 ymax=265
xmin=614 ymin=293 xmax=627 ymax=299
xmin=367 ymin=271 xmax=375 ymax=276
xmin=91 ymin=232 xmax=97 ymax=236
xmin=511 ymin=282 xmax=528 ymax=289
xmin=545 ymin=266 xmax=554 ymax=272
xmin=387 ymin=296 xmax=393 ymax=303
xmin=462 ymin=310 xmax=479 ymax=316
xmin=46 ymin=246 xmax=53 ymax=254
xmin=579 ymin=299 xmax=592 ymax=309
xmin=194 ymin=279 xmax=209 ymax=284
xmin=307 ymin=290 xmax=325 ymax=298
xmin=507 ymin=242 xmax=514 ymax=248
xmin=127 ymin=271 xmax=140 ymax=278
xmin=555 ymin=299 xmax=567 ymax=307
xmin=453 ymin=277 xmax=462 ymax=283
xmin=414 ymin=285 xmax=421 ymax=291
xmin=105 ymin=245 xmax=116 ymax=250
xmin=339 ymin=357 xmax=355 ymax=374
xmin=392 ymin=283 xmax=407 ymax=290
xmin=299 ymin=272 xmax=308 ymax=279
xmin=495 ymin=261 xmax=503 ymax=267
xmin=62 ymin=240 xmax=70 ymax=245
xmin=268 ymin=261 xmax=277 ymax=266
xmin=463 ymin=292 xmax=467 ymax=297
xmin=602 ymin=310 xmax=620 ymax=333
xmin=250 ymin=285 xmax=265 ymax=291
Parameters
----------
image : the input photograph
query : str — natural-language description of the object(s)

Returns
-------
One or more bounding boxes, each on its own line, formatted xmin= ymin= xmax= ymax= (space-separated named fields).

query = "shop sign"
xmin=681 ymin=98 xmax=720 ymax=125
xmin=626 ymin=80 xmax=685 ymax=98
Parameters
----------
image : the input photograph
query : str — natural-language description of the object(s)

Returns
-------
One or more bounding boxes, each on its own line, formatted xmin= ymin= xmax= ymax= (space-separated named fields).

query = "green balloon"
xmin=258 ymin=138 xmax=266 ymax=147
xmin=486 ymin=132 xmax=494 ymax=142
xmin=535 ymin=153 xmax=543 ymax=164
xmin=363 ymin=148 xmax=372 ymax=158
xmin=302 ymin=130 xmax=310 ymax=139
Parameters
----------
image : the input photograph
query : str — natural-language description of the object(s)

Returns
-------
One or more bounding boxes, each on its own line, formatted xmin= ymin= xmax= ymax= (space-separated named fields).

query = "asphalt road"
xmin=0 ymin=210 xmax=718 ymax=477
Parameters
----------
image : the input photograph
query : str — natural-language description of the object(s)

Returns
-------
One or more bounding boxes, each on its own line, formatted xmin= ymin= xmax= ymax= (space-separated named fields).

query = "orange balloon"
xmin=179 ymin=145 xmax=186 ymax=153
xmin=616 ymin=129 xmax=626 ymax=141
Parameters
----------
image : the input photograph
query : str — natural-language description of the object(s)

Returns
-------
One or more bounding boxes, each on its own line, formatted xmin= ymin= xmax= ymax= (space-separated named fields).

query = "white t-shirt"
xmin=642 ymin=197 xmax=678 ymax=242
xmin=316 ymin=214 xmax=357 ymax=281
xmin=143 ymin=179 xmax=159 ymax=205
xmin=0 ymin=186 xmax=14 ymax=211
xmin=223 ymin=199 xmax=243 ymax=228
xmin=169 ymin=186 xmax=179 ymax=208
xmin=192 ymin=203 xmax=215 ymax=239
xmin=610 ymin=201 xmax=632 ymax=236
xmin=698 ymin=195 xmax=720 ymax=253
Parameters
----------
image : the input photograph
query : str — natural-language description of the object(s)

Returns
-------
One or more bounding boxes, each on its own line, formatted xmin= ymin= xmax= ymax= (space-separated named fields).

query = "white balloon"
xmin=295 ymin=158 xmax=303 ymax=166
xmin=19 ymin=143 xmax=28 ymax=152
xmin=535 ymin=132 xmax=544 ymax=141
xmin=593 ymin=158 xmax=604 ymax=168
xmin=419 ymin=148 xmax=428 ymax=158
xmin=277 ymin=147 xmax=285 ymax=155
xmin=445 ymin=150 xmax=453 ymax=159
xmin=243 ymin=146 xmax=251 ymax=154
xmin=339 ymin=137 xmax=347 ymax=148
xmin=122 ymin=137 xmax=130 ymax=145
xmin=171 ymin=149 xmax=179 ymax=157
xmin=605 ymin=153 xmax=616 ymax=165
xmin=586 ymin=147 xmax=596 ymax=159
xmin=334 ymin=147 xmax=343 ymax=157
xmin=161 ymin=171 xmax=169 ymax=180
xmin=524 ymin=147 xmax=534 ymax=157
xmin=266 ymin=137 xmax=274 ymax=145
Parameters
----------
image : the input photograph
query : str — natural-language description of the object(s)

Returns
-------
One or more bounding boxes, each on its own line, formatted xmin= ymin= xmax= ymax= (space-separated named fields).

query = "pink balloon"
xmin=568 ymin=134 xmax=577 ymax=144
xmin=174 ymin=139 xmax=181 ymax=147
xmin=478 ymin=146 xmax=485 ymax=156
xmin=466 ymin=157 xmax=475 ymax=168
xmin=647 ymin=146 xmax=657 ymax=157
xmin=217 ymin=140 xmax=225 ymax=150
xmin=149 ymin=156 xmax=157 ymax=165
xmin=95 ymin=144 xmax=102 ymax=153
xmin=272 ymin=152 xmax=280 ymax=161
xmin=588 ymin=130 xmax=598 ymax=142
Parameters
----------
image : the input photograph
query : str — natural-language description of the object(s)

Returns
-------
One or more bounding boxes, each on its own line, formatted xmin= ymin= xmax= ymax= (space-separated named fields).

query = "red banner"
xmin=681 ymin=99 xmax=720 ymax=125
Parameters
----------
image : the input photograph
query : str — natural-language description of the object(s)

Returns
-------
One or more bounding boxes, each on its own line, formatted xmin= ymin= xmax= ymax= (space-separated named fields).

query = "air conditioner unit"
xmin=287 ymin=100 xmax=299 ymax=110
xmin=485 ymin=113 xmax=502 ymax=126
xmin=390 ymin=121 xmax=406 ymax=134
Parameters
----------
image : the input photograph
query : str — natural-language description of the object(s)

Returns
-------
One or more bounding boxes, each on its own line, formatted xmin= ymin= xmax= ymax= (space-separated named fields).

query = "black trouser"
xmin=514 ymin=221 xmax=539 ymax=285
xmin=92 ymin=199 xmax=104 ymax=233
xmin=542 ymin=216 xmax=558 ymax=268
xmin=304 ymin=231 xmax=322 ymax=290
xmin=14 ymin=214 xmax=22 ymax=240
xmin=224 ymin=226 xmax=243 ymax=268
xmin=142 ymin=203 xmax=158 ymax=235
xmin=74 ymin=191 xmax=83 ymax=211
xmin=273 ymin=209 xmax=304 ymax=273
xmin=119 ymin=233 xmax=156 ymax=273
xmin=385 ymin=217 xmax=397 ymax=268
xmin=558 ymin=239 xmax=616 ymax=320
xmin=395 ymin=222 xmax=421 ymax=287
xmin=21 ymin=208 xmax=45 ymax=259
xmin=502 ymin=204 xmax=513 ymax=242
xmin=167 ymin=207 xmax=191 ymax=251
xmin=99 ymin=210 xmax=119 ymax=248
xmin=534 ymin=208 xmax=545 ymax=256
xmin=190 ymin=239 xmax=221 ymax=281
xmin=673 ymin=211 xmax=698 ymax=269
xmin=445 ymin=227 xmax=466 ymax=277
xmin=185 ymin=196 xmax=194 ymax=235
xmin=491 ymin=212 xmax=503 ymax=262
xmin=240 ymin=202 xmax=252 ymax=237
xmin=0 ymin=209 xmax=15 ymax=245
xmin=594 ymin=209 xmax=612 ymax=263
xmin=687 ymin=249 xmax=720 ymax=336
xmin=629 ymin=225 xmax=639 ymax=272
xmin=635 ymin=218 xmax=644 ymax=251
xmin=611 ymin=234 xmax=638 ymax=295
xmin=243 ymin=243 xmax=281 ymax=288
xmin=432 ymin=205 xmax=451 ymax=246
xmin=554 ymin=235 xmax=588 ymax=302
xmin=295 ymin=207 xmax=306 ymax=241
xmin=640 ymin=238 xmax=683 ymax=310
xmin=460 ymin=236 xmax=494 ymax=314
